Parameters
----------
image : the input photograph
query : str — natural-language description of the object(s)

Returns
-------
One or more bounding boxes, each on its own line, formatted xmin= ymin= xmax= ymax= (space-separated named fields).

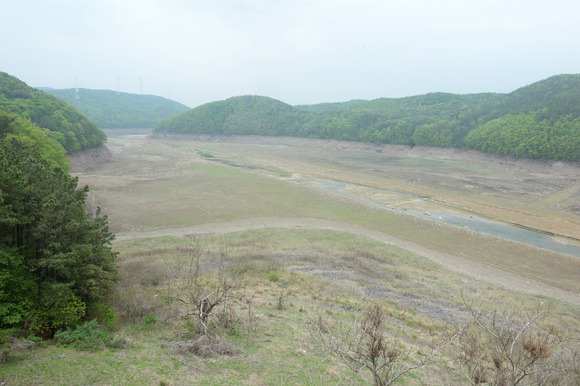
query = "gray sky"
xmin=2 ymin=0 xmax=580 ymax=108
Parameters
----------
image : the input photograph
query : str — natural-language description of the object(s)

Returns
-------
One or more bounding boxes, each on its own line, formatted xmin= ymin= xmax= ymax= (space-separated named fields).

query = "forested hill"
xmin=155 ymin=95 xmax=309 ymax=136
xmin=1 ymin=75 xmax=117 ymax=335
xmin=43 ymin=88 xmax=190 ymax=128
xmin=0 ymin=72 xmax=105 ymax=152
xmin=154 ymin=74 xmax=580 ymax=161
xmin=0 ymin=110 xmax=117 ymax=336
xmin=294 ymin=99 xmax=367 ymax=112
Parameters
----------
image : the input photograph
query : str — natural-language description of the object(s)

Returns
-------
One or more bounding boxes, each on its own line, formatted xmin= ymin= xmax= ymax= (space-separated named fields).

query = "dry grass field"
xmin=2 ymin=133 xmax=579 ymax=384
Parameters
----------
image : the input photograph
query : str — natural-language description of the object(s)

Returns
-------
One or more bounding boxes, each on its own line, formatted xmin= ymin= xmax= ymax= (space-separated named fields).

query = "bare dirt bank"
xmin=68 ymin=145 xmax=113 ymax=173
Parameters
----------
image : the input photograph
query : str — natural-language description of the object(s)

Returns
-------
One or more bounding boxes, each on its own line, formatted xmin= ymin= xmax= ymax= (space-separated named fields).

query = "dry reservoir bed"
xmin=72 ymin=133 xmax=580 ymax=303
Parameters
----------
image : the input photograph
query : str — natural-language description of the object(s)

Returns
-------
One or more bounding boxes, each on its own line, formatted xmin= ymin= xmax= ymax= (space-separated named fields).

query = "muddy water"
xmin=291 ymin=179 xmax=580 ymax=259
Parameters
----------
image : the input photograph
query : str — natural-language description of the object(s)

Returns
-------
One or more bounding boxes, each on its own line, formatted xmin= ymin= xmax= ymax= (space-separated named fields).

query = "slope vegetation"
xmin=156 ymin=95 xmax=307 ymax=136
xmin=0 ymin=72 xmax=105 ymax=151
xmin=44 ymin=88 xmax=189 ymax=128
xmin=0 ymin=111 xmax=116 ymax=337
xmin=155 ymin=74 xmax=580 ymax=161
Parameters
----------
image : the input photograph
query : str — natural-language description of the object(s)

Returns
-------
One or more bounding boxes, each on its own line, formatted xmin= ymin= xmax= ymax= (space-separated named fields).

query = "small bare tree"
xmin=315 ymin=303 xmax=453 ymax=385
xmin=456 ymin=296 xmax=579 ymax=385
xmin=176 ymin=242 xmax=245 ymax=336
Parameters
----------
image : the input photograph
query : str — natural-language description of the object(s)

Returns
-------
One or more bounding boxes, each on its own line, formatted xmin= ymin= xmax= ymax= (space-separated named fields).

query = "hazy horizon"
xmin=3 ymin=1 xmax=580 ymax=108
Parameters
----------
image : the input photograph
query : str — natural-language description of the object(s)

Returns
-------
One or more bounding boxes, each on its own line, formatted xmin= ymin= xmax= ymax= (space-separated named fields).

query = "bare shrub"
xmin=314 ymin=302 xmax=453 ymax=385
xmin=1 ymin=337 xmax=37 ymax=364
xmin=277 ymin=289 xmax=286 ymax=310
xmin=0 ymin=348 xmax=8 ymax=364
xmin=174 ymin=240 xmax=246 ymax=336
xmin=173 ymin=335 xmax=241 ymax=358
xmin=456 ymin=296 xmax=579 ymax=385
xmin=112 ymin=283 xmax=166 ymax=323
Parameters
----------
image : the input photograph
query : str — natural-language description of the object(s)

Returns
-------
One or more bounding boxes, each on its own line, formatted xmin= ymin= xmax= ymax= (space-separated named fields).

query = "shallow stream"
xmin=291 ymin=179 xmax=580 ymax=259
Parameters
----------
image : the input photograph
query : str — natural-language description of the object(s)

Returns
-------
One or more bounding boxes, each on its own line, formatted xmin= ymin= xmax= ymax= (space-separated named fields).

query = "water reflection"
xmin=289 ymin=179 xmax=580 ymax=259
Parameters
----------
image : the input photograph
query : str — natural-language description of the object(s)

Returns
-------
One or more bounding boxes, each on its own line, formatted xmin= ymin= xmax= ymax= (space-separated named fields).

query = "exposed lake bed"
xmin=71 ymin=134 xmax=580 ymax=298
xmin=294 ymin=178 xmax=580 ymax=258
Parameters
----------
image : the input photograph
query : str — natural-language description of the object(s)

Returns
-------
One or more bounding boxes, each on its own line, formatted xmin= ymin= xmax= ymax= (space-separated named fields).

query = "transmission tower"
xmin=74 ymin=77 xmax=80 ymax=100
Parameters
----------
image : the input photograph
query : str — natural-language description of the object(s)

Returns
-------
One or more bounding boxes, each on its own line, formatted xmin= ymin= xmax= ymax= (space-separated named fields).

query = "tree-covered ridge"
xmin=43 ymin=88 xmax=190 ymax=129
xmin=461 ymin=74 xmax=580 ymax=160
xmin=465 ymin=113 xmax=580 ymax=160
xmin=154 ymin=74 xmax=580 ymax=161
xmin=0 ymin=72 xmax=106 ymax=152
xmin=294 ymin=99 xmax=367 ymax=112
xmin=0 ymin=110 xmax=69 ymax=170
xmin=0 ymin=110 xmax=117 ymax=335
xmin=312 ymin=92 xmax=499 ymax=146
xmin=156 ymin=95 xmax=310 ymax=136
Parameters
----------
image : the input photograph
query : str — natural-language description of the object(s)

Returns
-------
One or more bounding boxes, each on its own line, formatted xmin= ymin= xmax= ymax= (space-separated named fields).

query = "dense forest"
xmin=154 ymin=95 xmax=309 ymax=136
xmin=155 ymin=74 xmax=580 ymax=161
xmin=0 ymin=73 xmax=105 ymax=152
xmin=43 ymin=88 xmax=189 ymax=128
xmin=294 ymin=99 xmax=367 ymax=112
xmin=0 ymin=78 xmax=116 ymax=337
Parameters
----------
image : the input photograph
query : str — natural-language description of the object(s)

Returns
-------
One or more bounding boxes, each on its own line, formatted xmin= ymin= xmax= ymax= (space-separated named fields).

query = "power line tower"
xmin=74 ymin=77 xmax=80 ymax=100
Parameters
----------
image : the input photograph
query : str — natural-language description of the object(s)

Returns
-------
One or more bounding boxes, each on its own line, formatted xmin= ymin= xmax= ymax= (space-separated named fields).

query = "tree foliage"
xmin=465 ymin=113 xmax=580 ymax=161
xmin=0 ymin=119 xmax=117 ymax=335
xmin=294 ymin=99 xmax=367 ymax=112
xmin=0 ymin=72 xmax=106 ymax=152
xmin=43 ymin=88 xmax=190 ymax=129
xmin=156 ymin=95 xmax=308 ymax=136
xmin=154 ymin=75 xmax=580 ymax=162
xmin=0 ymin=110 xmax=69 ymax=170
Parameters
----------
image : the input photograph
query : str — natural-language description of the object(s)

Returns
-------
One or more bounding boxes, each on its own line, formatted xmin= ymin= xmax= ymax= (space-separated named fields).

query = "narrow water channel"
xmin=291 ymin=179 xmax=580 ymax=259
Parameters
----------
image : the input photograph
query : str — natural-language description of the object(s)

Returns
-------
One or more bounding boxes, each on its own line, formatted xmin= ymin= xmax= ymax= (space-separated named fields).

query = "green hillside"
xmin=0 ymin=110 xmax=69 ymax=170
xmin=294 ymin=99 xmax=367 ymax=112
xmin=44 ymin=88 xmax=190 ymax=128
xmin=0 ymin=72 xmax=105 ymax=152
xmin=154 ymin=75 xmax=580 ymax=161
xmin=156 ymin=95 xmax=308 ymax=136
xmin=464 ymin=75 xmax=580 ymax=160
xmin=0 ymin=78 xmax=116 ymax=338
xmin=0 ymin=109 xmax=116 ymax=337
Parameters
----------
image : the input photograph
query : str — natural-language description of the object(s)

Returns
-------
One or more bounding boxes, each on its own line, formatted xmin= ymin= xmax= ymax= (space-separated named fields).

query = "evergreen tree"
xmin=0 ymin=117 xmax=116 ymax=335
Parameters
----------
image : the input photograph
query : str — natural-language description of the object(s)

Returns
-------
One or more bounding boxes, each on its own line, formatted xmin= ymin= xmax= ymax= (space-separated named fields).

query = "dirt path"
xmin=116 ymin=216 xmax=580 ymax=305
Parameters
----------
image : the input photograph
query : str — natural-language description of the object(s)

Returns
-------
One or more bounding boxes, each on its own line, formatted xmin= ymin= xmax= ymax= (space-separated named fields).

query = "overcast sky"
xmin=2 ymin=0 xmax=580 ymax=108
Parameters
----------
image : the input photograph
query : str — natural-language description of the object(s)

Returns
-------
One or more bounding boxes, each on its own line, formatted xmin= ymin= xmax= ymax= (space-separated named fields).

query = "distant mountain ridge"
xmin=43 ymin=88 xmax=190 ymax=128
xmin=294 ymin=99 xmax=367 ymax=112
xmin=0 ymin=72 xmax=105 ymax=151
xmin=154 ymin=74 xmax=580 ymax=161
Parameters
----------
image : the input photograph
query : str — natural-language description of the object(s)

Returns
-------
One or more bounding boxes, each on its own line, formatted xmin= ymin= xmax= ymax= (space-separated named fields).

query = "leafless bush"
xmin=173 ymin=335 xmax=241 ymax=358
xmin=0 ymin=347 xmax=9 ymax=364
xmin=314 ymin=302 xmax=453 ymax=385
xmin=112 ymin=283 xmax=166 ymax=323
xmin=175 ymin=240 xmax=246 ymax=336
xmin=277 ymin=289 xmax=286 ymax=310
xmin=1 ymin=337 xmax=38 ymax=365
xmin=456 ymin=296 xmax=579 ymax=385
